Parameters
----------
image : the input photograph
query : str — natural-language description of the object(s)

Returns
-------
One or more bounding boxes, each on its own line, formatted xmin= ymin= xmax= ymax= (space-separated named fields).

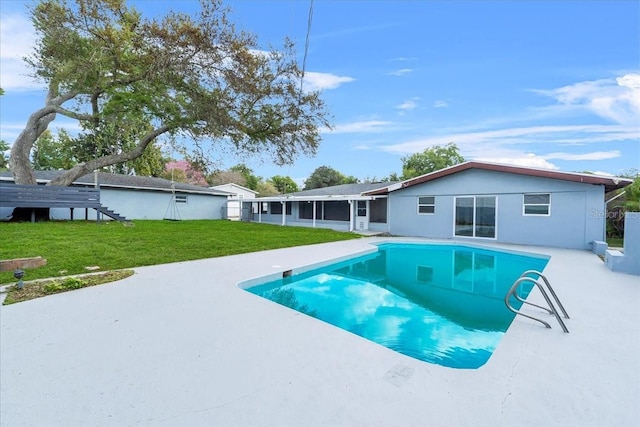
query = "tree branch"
xmin=48 ymin=124 xmax=176 ymax=186
xmin=50 ymin=105 xmax=95 ymax=121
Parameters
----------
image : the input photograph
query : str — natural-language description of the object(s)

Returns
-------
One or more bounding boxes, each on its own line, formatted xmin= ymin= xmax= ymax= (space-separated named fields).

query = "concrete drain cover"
xmin=383 ymin=364 xmax=414 ymax=387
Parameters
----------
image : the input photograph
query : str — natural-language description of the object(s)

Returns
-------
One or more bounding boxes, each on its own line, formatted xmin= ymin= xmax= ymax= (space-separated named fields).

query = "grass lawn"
xmin=607 ymin=237 xmax=624 ymax=248
xmin=0 ymin=220 xmax=361 ymax=285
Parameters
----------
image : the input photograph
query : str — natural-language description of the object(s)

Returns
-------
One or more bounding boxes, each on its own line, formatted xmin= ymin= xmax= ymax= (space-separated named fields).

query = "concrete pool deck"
xmin=1 ymin=237 xmax=639 ymax=427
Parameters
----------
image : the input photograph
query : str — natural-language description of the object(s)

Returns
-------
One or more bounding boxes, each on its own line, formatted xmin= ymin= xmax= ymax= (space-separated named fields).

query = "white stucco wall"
xmin=210 ymin=184 xmax=257 ymax=220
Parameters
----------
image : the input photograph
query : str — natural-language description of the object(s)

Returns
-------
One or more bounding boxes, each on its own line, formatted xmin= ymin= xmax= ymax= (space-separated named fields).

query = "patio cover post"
xmin=313 ymin=201 xmax=317 ymax=228
xmin=348 ymin=200 xmax=354 ymax=232
xmin=281 ymin=201 xmax=286 ymax=226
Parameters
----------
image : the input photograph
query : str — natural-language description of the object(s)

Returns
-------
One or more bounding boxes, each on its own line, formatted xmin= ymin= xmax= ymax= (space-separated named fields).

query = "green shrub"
xmin=62 ymin=277 xmax=87 ymax=289
xmin=43 ymin=277 xmax=87 ymax=293
xmin=43 ymin=282 xmax=64 ymax=293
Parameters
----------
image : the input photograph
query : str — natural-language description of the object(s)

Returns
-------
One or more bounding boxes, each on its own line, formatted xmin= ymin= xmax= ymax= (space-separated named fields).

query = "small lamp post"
xmin=14 ymin=269 xmax=25 ymax=290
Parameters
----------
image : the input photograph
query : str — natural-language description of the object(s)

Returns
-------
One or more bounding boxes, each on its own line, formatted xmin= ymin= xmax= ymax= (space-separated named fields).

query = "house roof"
xmin=288 ymin=182 xmax=396 ymax=197
xmin=249 ymin=182 xmax=397 ymax=202
xmin=363 ymin=161 xmax=634 ymax=195
xmin=0 ymin=171 xmax=231 ymax=197
xmin=210 ymin=183 xmax=259 ymax=195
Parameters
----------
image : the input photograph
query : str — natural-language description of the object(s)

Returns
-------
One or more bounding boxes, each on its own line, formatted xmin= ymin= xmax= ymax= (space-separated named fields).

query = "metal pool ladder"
xmin=505 ymin=270 xmax=570 ymax=333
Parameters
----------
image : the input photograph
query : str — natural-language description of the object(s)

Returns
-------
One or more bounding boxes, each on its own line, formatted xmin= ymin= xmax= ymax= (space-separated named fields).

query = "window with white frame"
xmin=357 ymin=201 xmax=367 ymax=216
xmin=523 ymin=193 xmax=550 ymax=216
xmin=262 ymin=202 xmax=268 ymax=213
xmin=418 ymin=196 xmax=435 ymax=214
xmin=175 ymin=195 xmax=188 ymax=204
xmin=416 ymin=266 xmax=434 ymax=283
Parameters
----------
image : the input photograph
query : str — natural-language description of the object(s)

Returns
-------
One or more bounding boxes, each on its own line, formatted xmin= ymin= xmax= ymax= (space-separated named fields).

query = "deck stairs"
xmin=96 ymin=206 xmax=130 ymax=223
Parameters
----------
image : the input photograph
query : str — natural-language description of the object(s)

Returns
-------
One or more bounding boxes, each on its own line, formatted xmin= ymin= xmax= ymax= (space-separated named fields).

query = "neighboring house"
xmin=246 ymin=161 xmax=632 ymax=250
xmin=210 ymin=183 xmax=258 ymax=221
xmin=0 ymin=171 xmax=230 ymax=221
xmin=242 ymin=182 xmax=397 ymax=233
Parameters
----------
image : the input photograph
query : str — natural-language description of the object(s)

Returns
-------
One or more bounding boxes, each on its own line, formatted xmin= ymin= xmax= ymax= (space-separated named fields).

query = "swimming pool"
xmin=245 ymin=242 xmax=549 ymax=369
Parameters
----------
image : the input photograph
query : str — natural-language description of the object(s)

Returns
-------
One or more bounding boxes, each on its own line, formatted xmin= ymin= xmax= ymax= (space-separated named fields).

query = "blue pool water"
xmin=246 ymin=243 xmax=549 ymax=369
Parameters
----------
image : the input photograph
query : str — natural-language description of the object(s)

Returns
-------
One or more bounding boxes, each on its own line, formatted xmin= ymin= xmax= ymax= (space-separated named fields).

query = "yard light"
xmin=14 ymin=269 xmax=24 ymax=290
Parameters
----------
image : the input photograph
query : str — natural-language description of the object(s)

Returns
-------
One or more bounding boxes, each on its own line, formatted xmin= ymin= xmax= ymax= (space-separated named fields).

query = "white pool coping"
xmin=1 ymin=237 xmax=639 ymax=426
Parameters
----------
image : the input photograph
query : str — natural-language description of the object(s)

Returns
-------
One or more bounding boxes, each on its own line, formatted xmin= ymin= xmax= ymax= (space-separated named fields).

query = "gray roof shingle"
xmin=284 ymin=182 xmax=396 ymax=197
xmin=0 ymin=171 xmax=230 ymax=196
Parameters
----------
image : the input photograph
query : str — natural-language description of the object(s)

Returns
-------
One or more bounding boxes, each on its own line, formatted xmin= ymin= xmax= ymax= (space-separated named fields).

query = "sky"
xmin=1 ymin=0 xmax=639 ymax=186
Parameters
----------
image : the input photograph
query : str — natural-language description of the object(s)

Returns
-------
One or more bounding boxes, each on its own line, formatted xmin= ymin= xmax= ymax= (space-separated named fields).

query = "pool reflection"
xmin=248 ymin=243 xmax=548 ymax=369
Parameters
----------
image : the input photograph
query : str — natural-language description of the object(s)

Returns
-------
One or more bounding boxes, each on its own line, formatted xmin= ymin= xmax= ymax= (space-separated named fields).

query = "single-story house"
xmin=244 ymin=181 xmax=397 ymax=233
xmin=243 ymin=161 xmax=633 ymax=250
xmin=0 ymin=171 xmax=230 ymax=221
xmin=210 ymin=183 xmax=259 ymax=221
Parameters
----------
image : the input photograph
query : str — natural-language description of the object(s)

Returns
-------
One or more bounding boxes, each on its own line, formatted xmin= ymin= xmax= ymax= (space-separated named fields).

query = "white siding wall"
xmin=4 ymin=188 xmax=229 ymax=221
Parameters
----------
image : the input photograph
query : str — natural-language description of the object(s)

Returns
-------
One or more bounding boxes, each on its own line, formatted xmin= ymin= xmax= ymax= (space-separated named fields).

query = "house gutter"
xmin=606 ymin=191 xmax=626 ymax=205
xmin=602 ymin=190 xmax=627 ymax=241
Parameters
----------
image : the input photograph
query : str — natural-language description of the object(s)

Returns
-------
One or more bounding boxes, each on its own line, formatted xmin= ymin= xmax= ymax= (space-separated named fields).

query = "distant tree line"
xmin=21 ymin=133 xmax=469 ymax=195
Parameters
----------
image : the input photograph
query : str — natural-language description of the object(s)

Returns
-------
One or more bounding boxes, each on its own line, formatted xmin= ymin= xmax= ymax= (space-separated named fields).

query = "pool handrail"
xmin=519 ymin=270 xmax=570 ymax=319
xmin=505 ymin=270 xmax=569 ymax=333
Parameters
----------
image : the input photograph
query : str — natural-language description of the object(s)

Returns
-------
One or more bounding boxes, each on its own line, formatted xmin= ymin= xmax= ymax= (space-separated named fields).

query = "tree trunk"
xmin=9 ymin=86 xmax=63 ymax=184
xmin=10 ymin=81 xmax=174 ymax=187
xmin=9 ymin=112 xmax=56 ymax=184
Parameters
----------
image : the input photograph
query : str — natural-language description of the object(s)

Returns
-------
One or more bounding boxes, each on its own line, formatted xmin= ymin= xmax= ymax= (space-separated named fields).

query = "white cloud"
xmin=433 ymin=100 xmax=448 ymax=108
xmin=542 ymin=150 xmax=620 ymax=161
xmin=390 ymin=57 xmax=417 ymax=62
xmin=471 ymin=151 xmax=621 ymax=170
xmin=322 ymin=120 xmax=393 ymax=134
xmin=0 ymin=122 xmax=27 ymax=143
xmin=533 ymin=73 xmax=640 ymax=126
xmin=302 ymin=71 xmax=355 ymax=91
xmin=380 ymin=124 xmax=637 ymax=156
xmin=0 ymin=14 xmax=41 ymax=91
xmin=395 ymin=98 xmax=418 ymax=111
xmin=1 ymin=120 xmax=83 ymax=145
xmin=474 ymin=154 xmax=560 ymax=170
xmin=590 ymin=171 xmax=615 ymax=177
xmin=473 ymin=151 xmax=621 ymax=169
xmin=388 ymin=68 xmax=413 ymax=77
xmin=375 ymin=74 xmax=638 ymax=173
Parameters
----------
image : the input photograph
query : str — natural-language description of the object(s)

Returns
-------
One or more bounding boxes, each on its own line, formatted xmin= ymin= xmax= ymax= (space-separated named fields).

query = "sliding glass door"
xmin=455 ymin=197 xmax=474 ymax=236
xmin=455 ymin=196 xmax=496 ymax=239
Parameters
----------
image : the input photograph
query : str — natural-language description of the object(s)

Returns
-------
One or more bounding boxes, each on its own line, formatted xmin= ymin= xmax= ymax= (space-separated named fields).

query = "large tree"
xmin=401 ymin=142 xmax=464 ymax=179
xmin=229 ymin=164 xmax=260 ymax=190
xmin=207 ymin=169 xmax=247 ymax=187
xmin=0 ymin=140 xmax=9 ymax=170
xmin=256 ymin=180 xmax=278 ymax=197
xmin=162 ymin=160 xmax=208 ymax=186
xmin=0 ymin=89 xmax=7 ymax=170
xmin=32 ymin=128 xmax=167 ymax=175
xmin=303 ymin=166 xmax=357 ymax=190
xmin=268 ymin=175 xmax=298 ymax=193
xmin=9 ymin=0 xmax=329 ymax=186
xmin=31 ymin=130 xmax=75 ymax=170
